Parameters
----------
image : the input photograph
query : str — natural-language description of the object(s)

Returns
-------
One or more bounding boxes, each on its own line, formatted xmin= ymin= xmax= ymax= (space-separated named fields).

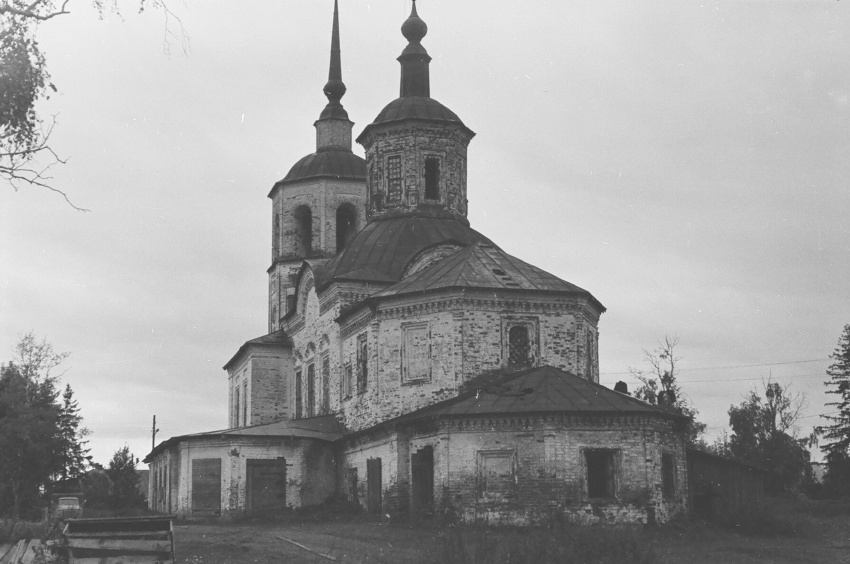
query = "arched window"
xmin=272 ymin=213 xmax=281 ymax=258
xmin=336 ymin=204 xmax=357 ymax=253
xmin=508 ymin=325 xmax=530 ymax=367
xmin=294 ymin=206 xmax=312 ymax=257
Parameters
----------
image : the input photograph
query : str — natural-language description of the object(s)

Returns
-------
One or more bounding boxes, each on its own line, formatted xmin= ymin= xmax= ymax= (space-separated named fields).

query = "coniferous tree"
xmin=106 ymin=446 xmax=146 ymax=510
xmin=818 ymin=324 xmax=850 ymax=497
xmin=56 ymin=383 xmax=91 ymax=482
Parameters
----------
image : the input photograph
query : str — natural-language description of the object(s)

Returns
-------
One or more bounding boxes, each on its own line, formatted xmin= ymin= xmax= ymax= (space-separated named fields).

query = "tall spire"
xmin=320 ymin=0 xmax=348 ymax=120
xmin=398 ymin=0 xmax=431 ymax=97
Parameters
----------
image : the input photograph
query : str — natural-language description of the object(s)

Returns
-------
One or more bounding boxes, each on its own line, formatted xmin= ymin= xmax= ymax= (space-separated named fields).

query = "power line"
xmin=601 ymin=357 xmax=829 ymax=377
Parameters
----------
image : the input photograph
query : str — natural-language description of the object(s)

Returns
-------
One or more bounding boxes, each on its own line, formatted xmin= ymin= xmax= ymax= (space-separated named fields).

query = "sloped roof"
xmin=274 ymin=149 xmax=366 ymax=188
xmin=223 ymin=329 xmax=292 ymax=371
xmin=372 ymin=243 xmax=602 ymax=308
xmin=143 ymin=415 xmax=343 ymax=463
xmin=313 ymin=215 xmax=494 ymax=290
xmin=403 ymin=366 xmax=672 ymax=420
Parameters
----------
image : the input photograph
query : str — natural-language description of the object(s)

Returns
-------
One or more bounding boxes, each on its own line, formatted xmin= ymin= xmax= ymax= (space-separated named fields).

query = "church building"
xmin=145 ymin=1 xmax=689 ymax=525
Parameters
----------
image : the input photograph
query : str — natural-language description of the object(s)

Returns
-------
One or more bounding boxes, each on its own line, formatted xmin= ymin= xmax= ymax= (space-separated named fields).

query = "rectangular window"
xmin=662 ymin=452 xmax=675 ymax=500
xmin=508 ymin=325 xmax=531 ymax=367
xmin=242 ymin=380 xmax=248 ymax=426
xmin=357 ymin=333 xmax=368 ymax=394
xmin=502 ymin=317 xmax=538 ymax=368
xmin=402 ymin=321 xmax=431 ymax=383
xmin=424 ymin=157 xmax=440 ymax=200
xmin=387 ymin=155 xmax=402 ymax=203
xmin=585 ymin=449 xmax=617 ymax=499
xmin=295 ymin=370 xmax=302 ymax=419
xmin=234 ymin=387 xmax=240 ymax=427
xmin=306 ymin=363 xmax=315 ymax=417
xmin=343 ymin=364 xmax=353 ymax=398
xmin=321 ymin=353 xmax=330 ymax=415
xmin=347 ymin=467 xmax=358 ymax=505
xmin=478 ymin=450 xmax=516 ymax=502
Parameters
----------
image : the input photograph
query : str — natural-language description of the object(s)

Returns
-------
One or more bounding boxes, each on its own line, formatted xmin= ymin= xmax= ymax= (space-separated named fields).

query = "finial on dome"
xmin=320 ymin=0 xmax=349 ymax=120
xmin=401 ymin=0 xmax=427 ymax=43
xmin=397 ymin=0 xmax=431 ymax=98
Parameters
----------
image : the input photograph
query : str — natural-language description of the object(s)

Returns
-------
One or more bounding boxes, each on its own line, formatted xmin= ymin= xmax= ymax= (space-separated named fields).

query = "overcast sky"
xmin=1 ymin=0 xmax=848 ymax=466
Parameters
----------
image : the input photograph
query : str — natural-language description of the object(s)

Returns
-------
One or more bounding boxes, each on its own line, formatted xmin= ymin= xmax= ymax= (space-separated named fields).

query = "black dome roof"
xmin=279 ymin=149 xmax=366 ymax=185
xmin=372 ymin=96 xmax=463 ymax=125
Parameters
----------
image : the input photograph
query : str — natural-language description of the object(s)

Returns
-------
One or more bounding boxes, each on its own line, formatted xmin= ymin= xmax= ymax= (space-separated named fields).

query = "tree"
xmin=1 ymin=0 xmax=185 ymax=209
xmin=106 ymin=445 xmax=146 ymax=510
xmin=817 ymin=324 xmax=850 ymax=497
xmin=727 ymin=380 xmax=811 ymax=494
xmin=629 ymin=335 xmax=707 ymax=445
xmin=56 ymin=383 xmax=91 ymax=481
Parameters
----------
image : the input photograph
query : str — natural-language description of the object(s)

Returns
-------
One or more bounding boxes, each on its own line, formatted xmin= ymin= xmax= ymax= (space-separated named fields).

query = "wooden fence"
xmin=687 ymin=448 xmax=765 ymax=518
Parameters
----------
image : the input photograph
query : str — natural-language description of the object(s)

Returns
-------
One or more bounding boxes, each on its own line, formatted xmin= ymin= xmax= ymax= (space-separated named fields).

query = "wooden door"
xmin=246 ymin=458 xmax=286 ymax=514
xmin=367 ymin=458 xmax=382 ymax=515
xmin=192 ymin=458 xmax=221 ymax=515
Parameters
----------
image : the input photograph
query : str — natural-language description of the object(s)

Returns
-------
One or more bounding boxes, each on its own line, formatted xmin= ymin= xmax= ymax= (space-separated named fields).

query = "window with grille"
xmin=387 ymin=155 xmax=402 ymax=203
xmin=585 ymin=449 xmax=617 ymax=499
xmin=508 ymin=325 xmax=531 ymax=367
xmin=357 ymin=333 xmax=368 ymax=394
xmin=306 ymin=363 xmax=315 ymax=417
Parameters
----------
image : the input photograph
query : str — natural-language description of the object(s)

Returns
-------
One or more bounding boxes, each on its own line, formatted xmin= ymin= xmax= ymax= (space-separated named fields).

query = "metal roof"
xmin=222 ymin=329 xmax=292 ymax=371
xmin=314 ymin=215 xmax=494 ymax=290
xmin=276 ymin=148 xmax=366 ymax=187
xmin=372 ymin=243 xmax=601 ymax=306
xmin=407 ymin=366 xmax=672 ymax=419
xmin=143 ymin=415 xmax=342 ymax=463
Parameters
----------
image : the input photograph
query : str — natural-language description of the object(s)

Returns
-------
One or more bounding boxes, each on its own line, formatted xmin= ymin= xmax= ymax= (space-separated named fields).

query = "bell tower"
xmin=267 ymin=0 xmax=366 ymax=331
xmin=356 ymin=0 xmax=475 ymax=224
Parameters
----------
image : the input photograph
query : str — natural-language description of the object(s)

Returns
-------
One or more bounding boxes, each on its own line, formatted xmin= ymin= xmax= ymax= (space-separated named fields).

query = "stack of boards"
xmin=0 ymin=539 xmax=45 ymax=564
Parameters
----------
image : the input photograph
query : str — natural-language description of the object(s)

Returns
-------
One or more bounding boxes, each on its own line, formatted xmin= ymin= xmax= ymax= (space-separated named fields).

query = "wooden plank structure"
xmin=63 ymin=516 xmax=175 ymax=564
xmin=687 ymin=448 xmax=766 ymax=519
xmin=0 ymin=540 xmax=43 ymax=564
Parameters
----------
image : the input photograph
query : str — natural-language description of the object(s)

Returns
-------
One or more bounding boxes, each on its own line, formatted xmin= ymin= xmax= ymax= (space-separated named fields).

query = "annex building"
xmin=145 ymin=1 xmax=689 ymax=525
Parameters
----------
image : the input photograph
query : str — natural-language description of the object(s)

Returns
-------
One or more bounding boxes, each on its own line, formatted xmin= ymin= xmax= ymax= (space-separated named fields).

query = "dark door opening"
xmin=411 ymin=446 xmax=434 ymax=517
xmin=192 ymin=458 xmax=221 ymax=515
xmin=246 ymin=458 xmax=286 ymax=514
xmin=367 ymin=458 xmax=382 ymax=515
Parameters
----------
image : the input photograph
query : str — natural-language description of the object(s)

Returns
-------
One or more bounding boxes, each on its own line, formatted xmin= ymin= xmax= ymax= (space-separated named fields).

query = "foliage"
xmin=717 ymin=496 xmax=814 ymax=538
xmin=727 ymin=380 xmax=811 ymax=494
xmin=0 ymin=0 xmax=185 ymax=208
xmin=629 ymin=335 xmax=706 ymax=445
xmin=106 ymin=445 xmax=146 ymax=510
xmin=431 ymin=524 xmax=655 ymax=564
xmin=80 ymin=467 xmax=112 ymax=509
xmin=0 ymin=333 xmax=89 ymax=519
xmin=817 ymin=324 xmax=850 ymax=497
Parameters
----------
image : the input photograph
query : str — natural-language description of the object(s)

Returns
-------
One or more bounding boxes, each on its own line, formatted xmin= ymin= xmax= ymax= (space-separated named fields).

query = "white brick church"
xmin=145 ymin=1 xmax=689 ymax=525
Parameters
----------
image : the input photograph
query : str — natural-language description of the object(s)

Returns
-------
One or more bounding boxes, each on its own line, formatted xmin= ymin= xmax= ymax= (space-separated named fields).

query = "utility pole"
xmin=152 ymin=415 xmax=159 ymax=451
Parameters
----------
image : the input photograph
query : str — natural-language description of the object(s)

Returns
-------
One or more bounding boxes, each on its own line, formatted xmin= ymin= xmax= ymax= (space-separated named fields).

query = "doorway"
xmin=411 ymin=446 xmax=434 ymax=517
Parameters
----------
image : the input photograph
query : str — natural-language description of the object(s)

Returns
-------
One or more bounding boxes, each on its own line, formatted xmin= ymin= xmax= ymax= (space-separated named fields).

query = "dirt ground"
xmin=172 ymin=505 xmax=850 ymax=564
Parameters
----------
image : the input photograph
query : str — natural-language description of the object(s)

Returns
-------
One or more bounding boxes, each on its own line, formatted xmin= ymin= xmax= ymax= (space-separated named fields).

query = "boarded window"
xmin=508 ymin=325 xmax=531 ymax=367
xmin=321 ymin=353 xmax=330 ymax=415
xmin=387 ymin=155 xmax=402 ymax=203
xmin=662 ymin=452 xmax=675 ymax=500
xmin=402 ymin=322 xmax=431 ymax=383
xmin=357 ymin=333 xmax=368 ymax=394
xmin=306 ymin=363 xmax=315 ymax=418
xmin=478 ymin=451 xmax=516 ymax=502
xmin=295 ymin=371 xmax=302 ymax=419
xmin=424 ymin=157 xmax=440 ymax=200
xmin=191 ymin=458 xmax=221 ymax=515
xmin=586 ymin=449 xmax=617 ymax=499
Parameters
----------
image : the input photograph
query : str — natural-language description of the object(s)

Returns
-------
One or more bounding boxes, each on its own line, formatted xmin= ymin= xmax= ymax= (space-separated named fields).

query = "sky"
xmin=1 ymin=0 xmax=848 ymax=466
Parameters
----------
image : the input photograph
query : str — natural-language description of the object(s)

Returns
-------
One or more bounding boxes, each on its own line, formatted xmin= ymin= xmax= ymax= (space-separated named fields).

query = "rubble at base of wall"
xmin=457 ymin=502 xmax=684 ymax=527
